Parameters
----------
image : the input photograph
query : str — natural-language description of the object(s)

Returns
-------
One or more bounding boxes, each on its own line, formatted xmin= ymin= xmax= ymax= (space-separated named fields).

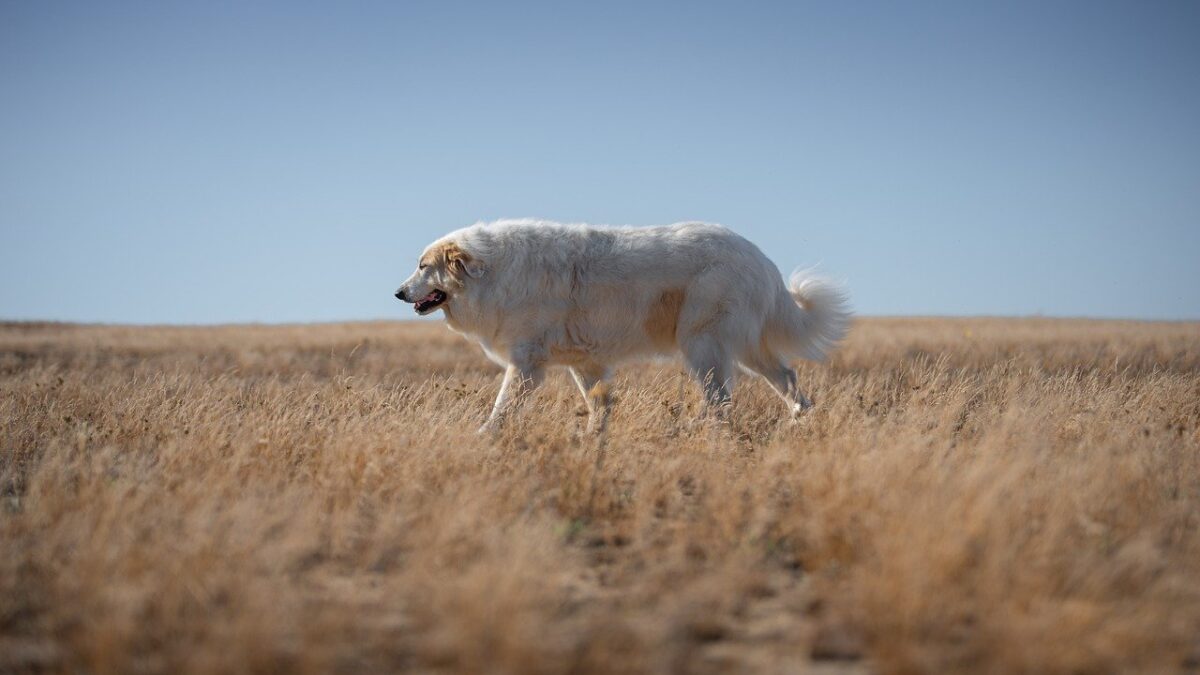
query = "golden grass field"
xmin=2 ymin=318 xmax=1198 ymax=674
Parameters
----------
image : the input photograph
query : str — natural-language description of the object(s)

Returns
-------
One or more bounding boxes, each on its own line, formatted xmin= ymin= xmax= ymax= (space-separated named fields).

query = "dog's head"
xmin=394 ymin=239 xmax=485 ymax=315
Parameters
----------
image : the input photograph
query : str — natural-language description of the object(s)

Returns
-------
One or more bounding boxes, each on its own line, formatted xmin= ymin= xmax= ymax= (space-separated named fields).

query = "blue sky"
xmin=2 ymin=0 xmax=1198 ymax=323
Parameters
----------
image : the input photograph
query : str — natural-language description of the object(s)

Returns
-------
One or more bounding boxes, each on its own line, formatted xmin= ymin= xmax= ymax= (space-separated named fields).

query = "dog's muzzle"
xmin=413 ymin=290 xmax=447 ymax=314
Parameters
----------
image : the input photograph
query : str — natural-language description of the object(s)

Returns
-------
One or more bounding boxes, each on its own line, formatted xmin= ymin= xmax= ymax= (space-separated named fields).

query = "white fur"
xmin=396 ymin=219 xmax=851 ymax=432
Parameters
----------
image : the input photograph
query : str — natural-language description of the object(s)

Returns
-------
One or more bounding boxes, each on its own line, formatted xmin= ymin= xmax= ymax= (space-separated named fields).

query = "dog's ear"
xmin=447 ymin=245 xmax=485 ymax=279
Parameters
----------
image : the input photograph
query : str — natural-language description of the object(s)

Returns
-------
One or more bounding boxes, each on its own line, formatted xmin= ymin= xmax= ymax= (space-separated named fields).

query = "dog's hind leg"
xmin=569 ymin=364 xmax=611 ymax=434
xmin=681 ymin=334 xmax=735 ymax=420
xmin=739 ymin=351 xmax=813 ymax=420
xmin=479 ymin=361 xmax=544 ymax=434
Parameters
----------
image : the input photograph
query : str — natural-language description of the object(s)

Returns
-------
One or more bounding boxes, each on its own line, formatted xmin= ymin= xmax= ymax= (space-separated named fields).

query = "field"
xmin=2 ymin=318 xmax=1198 ymax=674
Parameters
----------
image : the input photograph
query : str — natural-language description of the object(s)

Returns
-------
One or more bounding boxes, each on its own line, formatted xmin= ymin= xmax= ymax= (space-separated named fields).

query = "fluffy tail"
xmin=776 ymin=269 xmax=852 ymax=361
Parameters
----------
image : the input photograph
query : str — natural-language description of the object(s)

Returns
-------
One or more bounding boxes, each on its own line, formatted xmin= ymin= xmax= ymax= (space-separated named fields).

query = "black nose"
xmin=395 ymin=289 xmax=407 ymax=301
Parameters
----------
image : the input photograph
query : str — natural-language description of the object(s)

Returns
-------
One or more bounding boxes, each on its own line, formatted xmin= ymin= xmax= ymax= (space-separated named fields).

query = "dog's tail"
xmin=768 ymin=269 xmax=852 ymax=362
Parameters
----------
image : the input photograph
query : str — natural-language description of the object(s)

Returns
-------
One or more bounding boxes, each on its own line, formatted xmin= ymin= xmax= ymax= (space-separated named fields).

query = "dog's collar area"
xmin=414 ymin=290 xmax=447 ymax=314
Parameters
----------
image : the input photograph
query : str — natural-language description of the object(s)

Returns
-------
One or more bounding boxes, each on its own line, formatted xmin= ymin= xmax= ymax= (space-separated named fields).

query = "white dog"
xmin=395 ymin=219 xmax=850 ymax=433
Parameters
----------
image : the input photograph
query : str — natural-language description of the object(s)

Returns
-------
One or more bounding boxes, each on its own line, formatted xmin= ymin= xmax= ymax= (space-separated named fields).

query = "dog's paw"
xmin=789 ymin=402 xmax=814 ymax=423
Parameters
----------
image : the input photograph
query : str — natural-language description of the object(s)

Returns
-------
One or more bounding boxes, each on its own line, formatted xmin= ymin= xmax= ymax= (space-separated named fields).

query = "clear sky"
xmin=2 ymin=1 xmax=1198 ymax=323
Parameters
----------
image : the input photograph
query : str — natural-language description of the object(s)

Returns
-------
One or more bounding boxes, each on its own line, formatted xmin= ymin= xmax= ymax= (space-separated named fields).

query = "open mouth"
xmin=413 ymin=289 xmax=447 ymax=314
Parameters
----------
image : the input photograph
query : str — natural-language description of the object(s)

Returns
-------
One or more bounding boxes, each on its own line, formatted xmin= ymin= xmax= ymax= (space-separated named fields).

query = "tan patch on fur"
xmin=644 ymin=289 xmax=685 ymax=348
xmin=421 ymin=241 xmax=474 ymax=281
xmin=587 ymin=380 xmax=610 ymax=407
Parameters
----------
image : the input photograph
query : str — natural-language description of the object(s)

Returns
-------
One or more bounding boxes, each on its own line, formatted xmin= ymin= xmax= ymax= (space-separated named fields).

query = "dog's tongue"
xmin=419 ymin=292 xmax=440 ymax=304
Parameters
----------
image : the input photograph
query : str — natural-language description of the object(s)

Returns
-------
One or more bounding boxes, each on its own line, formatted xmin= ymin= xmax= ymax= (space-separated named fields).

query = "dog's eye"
xmin=418 ymin=263 xmax=428 ymax=271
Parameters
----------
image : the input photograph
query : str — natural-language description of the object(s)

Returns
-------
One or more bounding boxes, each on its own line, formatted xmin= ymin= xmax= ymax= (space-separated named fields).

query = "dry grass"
xmin=2 ymin=318 xmax=1199 ymax=674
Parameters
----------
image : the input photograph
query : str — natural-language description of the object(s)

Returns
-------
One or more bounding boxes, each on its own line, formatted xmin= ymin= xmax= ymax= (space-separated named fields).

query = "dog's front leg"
xmin=479 ymin=363 xmax=543 ymax=434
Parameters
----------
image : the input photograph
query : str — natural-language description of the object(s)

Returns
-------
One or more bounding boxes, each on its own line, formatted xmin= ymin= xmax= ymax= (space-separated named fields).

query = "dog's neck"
xmin=441 ymin=293 xmax=499 ymax=343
